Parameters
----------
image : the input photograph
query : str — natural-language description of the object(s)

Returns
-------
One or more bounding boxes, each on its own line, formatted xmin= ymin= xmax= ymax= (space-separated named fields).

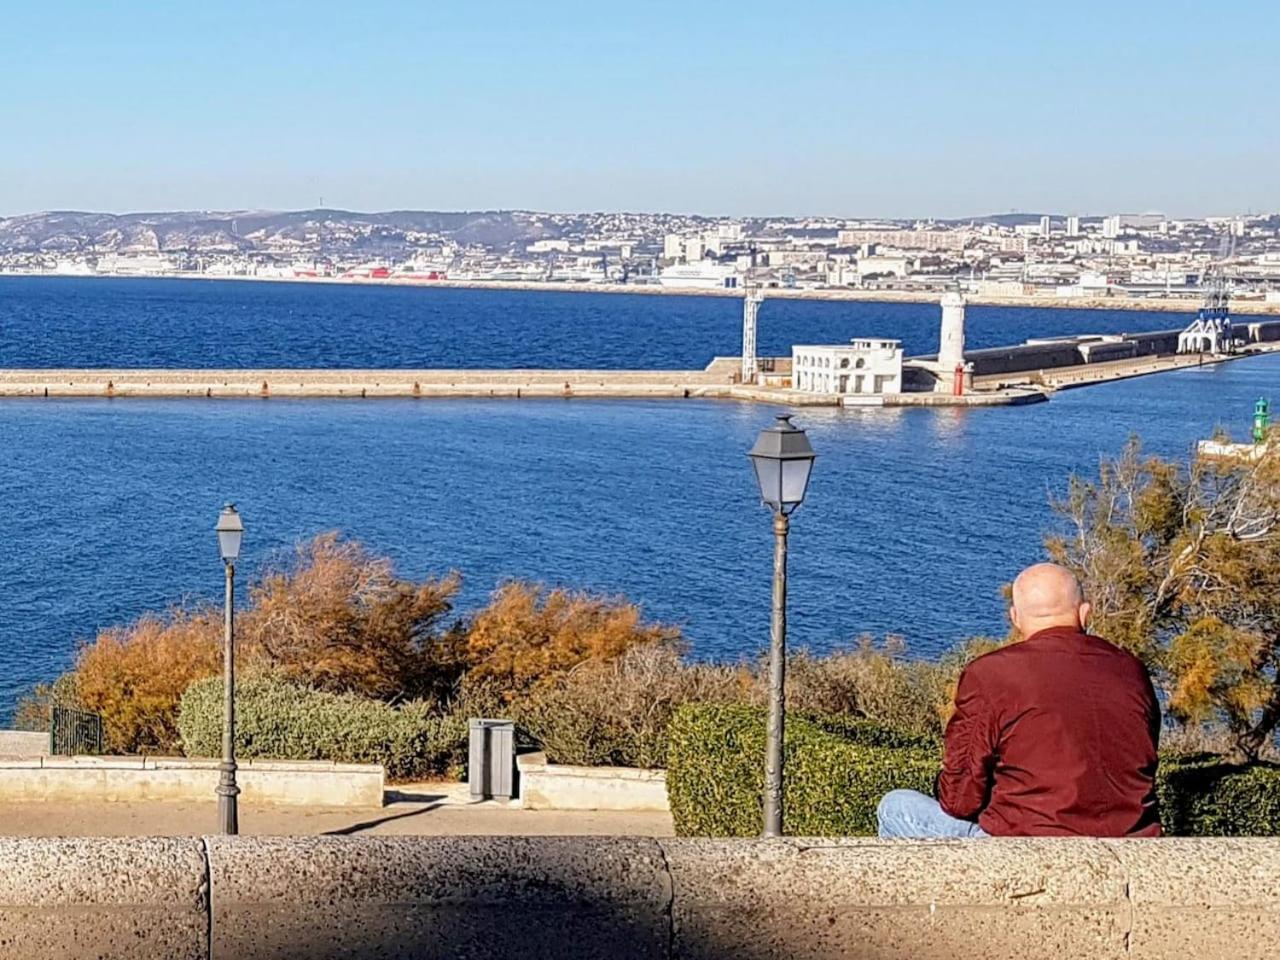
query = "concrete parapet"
xmin=0 ymin=837 xmax=207 ymax=959
xmin=0 ymin=731 xmax=47 ymax=757
xmin=0 ymin=756 xmax=384 ymax=807
xmin=667 ymin=838 xmax=1128 ymax=959
xmin=516 ymin=752 xmax=670 ymax=811
xmin=0 ymin=836 xmax=1277 ymax=958
xmin=206 ymin=836 xmax=672 ymax=959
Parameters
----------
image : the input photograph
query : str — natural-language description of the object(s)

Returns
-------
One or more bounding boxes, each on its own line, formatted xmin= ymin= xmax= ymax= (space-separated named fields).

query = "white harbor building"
xmin=791 ymin=339 xmax=903 ymax=397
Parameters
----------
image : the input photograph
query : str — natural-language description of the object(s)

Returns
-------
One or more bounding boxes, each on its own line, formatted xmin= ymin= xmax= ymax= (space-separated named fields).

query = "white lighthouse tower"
xmin=937 ymin=291 xmax=972 ymax=394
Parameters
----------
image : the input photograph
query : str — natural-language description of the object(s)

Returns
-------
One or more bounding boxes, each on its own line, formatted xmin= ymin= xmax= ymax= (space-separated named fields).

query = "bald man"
xmin=877 ymin=563 xmax=1161 ymax=838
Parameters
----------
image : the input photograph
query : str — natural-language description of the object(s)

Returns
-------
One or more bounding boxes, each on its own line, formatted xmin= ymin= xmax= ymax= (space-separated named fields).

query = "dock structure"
xmin=0 ymin=315 xmax=1276 ymax=408
xmin=0 ymin=344 xmax=1275 ymax=408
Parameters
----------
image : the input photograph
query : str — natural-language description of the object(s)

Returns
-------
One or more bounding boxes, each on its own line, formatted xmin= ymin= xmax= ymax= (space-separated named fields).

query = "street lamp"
xmin=214 ymin=503 xmax=244 ymax=835
xmin=747 ymin=414 xmax=816 ymax=838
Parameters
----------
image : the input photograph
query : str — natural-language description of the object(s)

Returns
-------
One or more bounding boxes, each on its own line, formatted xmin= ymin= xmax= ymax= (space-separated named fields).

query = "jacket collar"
xmin=1022 ymin=625 xmax=1090 ymax=645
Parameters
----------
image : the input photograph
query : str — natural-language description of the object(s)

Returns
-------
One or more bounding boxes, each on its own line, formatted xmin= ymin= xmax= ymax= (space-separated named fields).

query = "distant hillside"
xmin=0 ymin=209 xmax=563 ymax=256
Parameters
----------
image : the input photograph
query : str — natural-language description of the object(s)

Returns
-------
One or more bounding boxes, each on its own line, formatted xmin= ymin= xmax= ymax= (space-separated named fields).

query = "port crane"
xmin=1177 ymin=233 xmax=1237 ymax=355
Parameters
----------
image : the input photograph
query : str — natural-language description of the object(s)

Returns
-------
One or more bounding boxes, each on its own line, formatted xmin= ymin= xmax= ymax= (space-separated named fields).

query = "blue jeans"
xmin=876 ymin=789 xmax=988 ymax=839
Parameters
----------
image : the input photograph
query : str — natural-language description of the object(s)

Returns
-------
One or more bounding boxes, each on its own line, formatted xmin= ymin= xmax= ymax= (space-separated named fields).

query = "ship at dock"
xmin=657 ymin=261 xmax=740 ymax=290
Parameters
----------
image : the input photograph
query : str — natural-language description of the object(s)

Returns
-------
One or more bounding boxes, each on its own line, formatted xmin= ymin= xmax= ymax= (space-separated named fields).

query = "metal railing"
xmin=49 ymin=705 xmax=104 ymax=756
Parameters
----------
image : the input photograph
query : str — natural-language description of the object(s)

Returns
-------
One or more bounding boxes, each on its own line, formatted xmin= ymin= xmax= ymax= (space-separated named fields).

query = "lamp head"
xmin=215 ymin=503 xmax=244 ymax=563
xmin=747 ymin=414 xmax=816 ymax=515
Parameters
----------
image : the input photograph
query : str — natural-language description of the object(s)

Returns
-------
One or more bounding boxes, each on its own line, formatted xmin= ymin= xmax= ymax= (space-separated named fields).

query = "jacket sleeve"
xmin=936 ymin=665 xmax=999 ymax=820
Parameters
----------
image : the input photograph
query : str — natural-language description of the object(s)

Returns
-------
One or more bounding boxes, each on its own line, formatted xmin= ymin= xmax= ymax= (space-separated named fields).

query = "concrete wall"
xmin=0 ymin=367 xmax=736 ymax=400
xmin=0 ymin=837 xmax=206 ymax=959
xmin=958 ymin=342 xmax=1085 ymax=376
xmin=925 ymin=329 xmax=1182 ymax=378
xmin=0 ymin=731 xmax=46 ymax=757
xmin=516 ymin=752 xmax=669 ymax=811
xmin=0 ymin=756 xmax=383 ymax=807
xmin=0 ymin=836 xmax=1278 ymax=959
xmin=1247 ymin=320 xmax=1280 ymax=343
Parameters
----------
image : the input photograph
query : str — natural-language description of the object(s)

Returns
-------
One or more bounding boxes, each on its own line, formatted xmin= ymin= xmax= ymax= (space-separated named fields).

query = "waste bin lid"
xmin=469 ymin=717 xmax=515 ymax=730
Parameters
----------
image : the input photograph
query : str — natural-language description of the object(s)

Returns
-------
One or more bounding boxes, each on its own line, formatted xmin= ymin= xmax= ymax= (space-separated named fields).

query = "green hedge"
xmin=177 ymin=676 xmax=466 ymax=781
xmin=667 ymin=704 xmax=1280 ymax=837
xmin=1157 ymin=755 xmax=1280 ymax=836
xmin=666 ymin=703 xmax=939 ymax=836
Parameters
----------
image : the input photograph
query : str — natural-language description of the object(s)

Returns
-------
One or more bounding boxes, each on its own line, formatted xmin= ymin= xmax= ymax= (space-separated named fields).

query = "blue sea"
xmin=0 ymin=276 xmax=1274 ymax=718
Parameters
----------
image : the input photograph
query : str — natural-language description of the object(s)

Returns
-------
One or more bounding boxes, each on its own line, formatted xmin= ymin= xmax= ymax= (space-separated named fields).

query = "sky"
xmin=1 ymin=1 xmax=1276 ymax=219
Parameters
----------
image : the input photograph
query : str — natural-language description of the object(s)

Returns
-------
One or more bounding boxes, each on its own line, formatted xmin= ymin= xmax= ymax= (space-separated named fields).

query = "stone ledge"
xmin=0 ymin=836 xmax=1277 ymax=959
xmin=516 ymin=751 xmax=670 ymax=811
xmin=0 ymin=731 xmax=48 ymax=758
xmin=0 ymin=756 xmax=384 ymax=807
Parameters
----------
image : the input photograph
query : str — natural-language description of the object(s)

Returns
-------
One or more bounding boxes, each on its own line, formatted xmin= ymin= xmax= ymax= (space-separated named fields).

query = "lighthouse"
xmin=937 ymin=291 xmax=971 ymax=394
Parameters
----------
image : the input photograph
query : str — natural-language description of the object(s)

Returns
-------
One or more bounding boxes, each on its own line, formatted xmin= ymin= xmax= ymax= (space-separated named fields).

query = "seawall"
xmin=0 ymin=367 xmax=737 ymax=400
xmin=0 ymin=835 xmax=1276 ymax=959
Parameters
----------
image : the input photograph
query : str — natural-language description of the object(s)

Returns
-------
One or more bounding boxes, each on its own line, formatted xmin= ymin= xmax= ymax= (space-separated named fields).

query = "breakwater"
xmin=0 ymin=363 xmax=1044 ymax=406
xmin=1 ymin=344 xmax=1274 ymax=406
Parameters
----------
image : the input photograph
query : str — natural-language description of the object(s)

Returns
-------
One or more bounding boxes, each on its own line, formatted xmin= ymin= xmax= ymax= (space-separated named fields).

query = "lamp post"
xmin=214 ymin=504 xmax=244 ymax=835
xmin=747 ymin=414 xmax=816 ymax=838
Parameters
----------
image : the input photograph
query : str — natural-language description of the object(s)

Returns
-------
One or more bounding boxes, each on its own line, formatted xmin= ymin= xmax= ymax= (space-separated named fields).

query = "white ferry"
xmin=657 ymin=261 xmax=740 ymax=290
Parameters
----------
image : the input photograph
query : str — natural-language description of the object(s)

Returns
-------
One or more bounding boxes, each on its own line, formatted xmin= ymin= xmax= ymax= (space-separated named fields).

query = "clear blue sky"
xmin=2 ymin=1 xmax=1276 ymax=218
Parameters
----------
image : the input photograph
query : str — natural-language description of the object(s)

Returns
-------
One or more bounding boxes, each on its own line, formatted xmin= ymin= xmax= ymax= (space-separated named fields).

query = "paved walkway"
xmin=0 ymin=781 xmax=674 ymax=837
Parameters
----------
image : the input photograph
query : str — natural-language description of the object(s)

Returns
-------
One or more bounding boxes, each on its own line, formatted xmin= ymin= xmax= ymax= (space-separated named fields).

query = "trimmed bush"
xmin=667 ymin=705 xmax=1280 ymax=837
xmin=666 ymin=704 xmax=939 ymax=836
xmin=177 ymin=676 xmax=466 ymax=780
xmin=1157 ymin=755 xmax=1280 ymax=836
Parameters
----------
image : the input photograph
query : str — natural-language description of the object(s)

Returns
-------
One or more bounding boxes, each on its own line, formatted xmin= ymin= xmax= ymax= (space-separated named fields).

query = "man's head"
xmin=1009 ymin=563 xmax=1090 ymax=638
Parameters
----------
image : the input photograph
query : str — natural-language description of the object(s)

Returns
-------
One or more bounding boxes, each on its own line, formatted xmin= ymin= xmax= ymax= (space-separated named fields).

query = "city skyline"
xmin=3 ymin=1 xmax=1278 ymax=218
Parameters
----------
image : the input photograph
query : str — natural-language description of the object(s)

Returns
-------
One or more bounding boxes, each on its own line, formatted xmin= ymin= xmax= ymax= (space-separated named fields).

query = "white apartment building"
xmin=791 ymin=339 xmax=904 ymax=396
xmin=856 ymin=255 xmax=911 ymax=278
xmin=527 ymin=239 xmax=571 ymax=253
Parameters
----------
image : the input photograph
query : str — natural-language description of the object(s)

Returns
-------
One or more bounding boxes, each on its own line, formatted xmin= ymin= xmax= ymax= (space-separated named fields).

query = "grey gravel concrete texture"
xmin=208 ymin=836 xmax=671 ymax=960
xmin=0 ymin=837 xmax=207 ymax=960
xmin=0 ymin=835 xmax=1277 ymax=959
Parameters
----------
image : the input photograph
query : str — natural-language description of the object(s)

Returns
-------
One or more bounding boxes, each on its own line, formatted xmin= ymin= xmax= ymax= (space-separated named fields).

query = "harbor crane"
xmin=1178 ymin=233 xmax=1238 ymax=355
xmin=741 ymin=280 xmax=765 ymax=384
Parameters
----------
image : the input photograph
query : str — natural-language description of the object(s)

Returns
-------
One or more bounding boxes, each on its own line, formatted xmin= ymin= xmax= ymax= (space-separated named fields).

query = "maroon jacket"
xmin=937 ymin=626 xmax=1161 ymax=837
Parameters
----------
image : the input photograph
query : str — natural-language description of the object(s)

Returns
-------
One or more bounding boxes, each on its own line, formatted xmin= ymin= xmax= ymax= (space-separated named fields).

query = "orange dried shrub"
xmin=240 ymin=534 xmax=466 ymax=702
xmin=465 ymin=581 xmax=681 ymax=699
xmin=73 ymin=609 xmax=221 ymax=753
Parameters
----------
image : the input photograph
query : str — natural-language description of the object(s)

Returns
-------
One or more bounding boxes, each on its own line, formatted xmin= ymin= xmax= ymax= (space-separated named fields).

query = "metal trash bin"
xmin=468 ymin=718 xmax=515 ymax=800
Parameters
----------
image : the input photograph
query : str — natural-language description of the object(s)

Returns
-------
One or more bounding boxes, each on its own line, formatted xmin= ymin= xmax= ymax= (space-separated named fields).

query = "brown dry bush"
xmin=73 ymin=609 xmax=221 ymax=753
xmin=34 ymin=534 xmax=466 ymax=754
xmin=465 ymin=581 xmax=681 ymax=699
xmin=240 ymin=534 xmax=466 ymax=702
xmin=785 ymin=636 xmax=953 ymax=739
xmin=513 ymin=645 xmax=751 ymax=767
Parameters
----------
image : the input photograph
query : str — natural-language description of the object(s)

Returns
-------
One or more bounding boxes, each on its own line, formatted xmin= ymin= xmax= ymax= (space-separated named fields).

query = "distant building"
xmin=791 ymin=340 xmax=904 ymax=396
xmin=856 ymin=255 xmax=911 ymax=278
xmin=1102 ymin=216 xmax=1122 ymax=239
xmin=1066 ymin=215 xmax=1081 ymax=237
xmin=1039 ymin=215 xmax=1051 ymax=237
xmin=837 ymin=228 xmax=969 ymax=252
xmin=96 ymin=254 xmax=177 ymax=275
xmin=526 ymin=239 xmax=570 ymax=253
